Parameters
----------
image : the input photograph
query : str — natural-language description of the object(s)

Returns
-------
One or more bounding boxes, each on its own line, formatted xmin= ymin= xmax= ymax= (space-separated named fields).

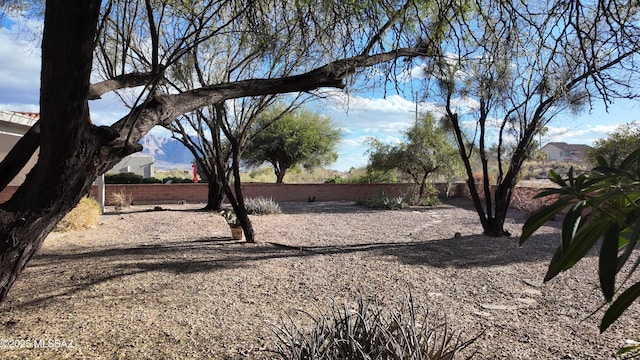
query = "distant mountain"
xmin=139 ymin=134 xmax=194 ymax=170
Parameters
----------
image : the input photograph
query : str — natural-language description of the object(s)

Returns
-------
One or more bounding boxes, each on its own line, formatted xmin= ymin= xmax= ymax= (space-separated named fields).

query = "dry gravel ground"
xmin=0 ymin=199 xmax=639 ymax=359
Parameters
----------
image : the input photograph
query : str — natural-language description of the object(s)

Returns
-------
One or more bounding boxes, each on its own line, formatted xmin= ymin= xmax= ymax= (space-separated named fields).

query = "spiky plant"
xmin=270 ymin=293 xmax=478 ymax=360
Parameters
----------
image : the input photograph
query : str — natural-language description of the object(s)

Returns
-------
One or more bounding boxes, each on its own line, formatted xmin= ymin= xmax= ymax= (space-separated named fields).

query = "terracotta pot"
xmin=230 ymin=225 xmax=244 ymax=240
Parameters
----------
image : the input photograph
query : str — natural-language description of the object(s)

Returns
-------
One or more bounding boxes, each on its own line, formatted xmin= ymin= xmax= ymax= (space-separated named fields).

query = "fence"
xmin=1 ymin=181 xmax=549 ymax=208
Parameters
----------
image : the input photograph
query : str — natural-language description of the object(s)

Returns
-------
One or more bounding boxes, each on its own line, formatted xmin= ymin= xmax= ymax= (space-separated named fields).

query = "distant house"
xmin=109 ymin=154 xmax=155 ymax=178
xmin=0 ymin=110 xmax=40 ymax=186
xmin=0 ymin=110 xmax=155 ymax=185
xmin=540 ymin=142 xmax=590 ymax=164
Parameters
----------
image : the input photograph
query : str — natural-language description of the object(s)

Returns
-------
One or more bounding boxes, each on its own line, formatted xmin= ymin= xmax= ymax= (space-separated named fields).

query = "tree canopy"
xmin=367 ymin=112 xmax=460 ymax=201
xmin=422 ymin=0 xmax=640 ymax=236
xmin=244 ymin=106 xmax=341 ymax=183
xmin=588 ymin=121 xmax=640 ymax=165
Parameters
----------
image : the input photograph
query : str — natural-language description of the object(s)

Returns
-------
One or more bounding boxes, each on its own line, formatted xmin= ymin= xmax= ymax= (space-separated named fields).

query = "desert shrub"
xmin=162 ymin=176 xmax=193 ymax=184
xmin=510 ymin=188 xmax=553 ymax=215
xmin=109 ymin=189 xmax=133 ymax=208
xmin=244 ymin=197 xmax=281 ymax=215
xmin=405 ymin=183 xmax=440 ymax=206
xmin=355 ymin=192 xmax=407 ymax=210
xmin=105 ymin=172 xmax=143 ymax=184
xmin=324 ymin=174 xmax=348 ymax=183
xmin=55 ymin=197 xmax=101 ymax=232
xmin=351 ymin=169 xmax=397 ymax=184
xmin=270 ymin=293 xmax=477 ymax=360
xmin=141 ymin=177 xmax=162 ymax=184
xmin=325 ymin=169 xmax=397 ymax=184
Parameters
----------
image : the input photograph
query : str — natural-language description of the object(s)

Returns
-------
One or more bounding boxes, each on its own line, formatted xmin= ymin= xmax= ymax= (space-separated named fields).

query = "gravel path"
xmin=0 ymin=199 xmax=638 ymax=359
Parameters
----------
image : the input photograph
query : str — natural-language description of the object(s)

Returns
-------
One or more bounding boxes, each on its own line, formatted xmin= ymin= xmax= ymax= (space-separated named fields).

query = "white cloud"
xmin=340 ymin=135 xmax=371 ymax=148
xmin=0 ymin=27 xmax=41 ymax=107
xmin=450 ymin=96 xmax=480 ymax=113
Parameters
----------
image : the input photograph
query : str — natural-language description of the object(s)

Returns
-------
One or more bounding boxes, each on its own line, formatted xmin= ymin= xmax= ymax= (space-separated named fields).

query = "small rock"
xmin=480 ymin=303 xmax=518 ymax=310
xmin=474 ymin=311 xmax=493 ymax=318
xmin=523 ymin=279 xmax=543 ymax=287
xmin=523 ymin=289 xmax=542 ymax=296
xmin=454 ymin=232 xmax=462 ymax=238
xmin=516 ymin=297 xmax=537 ymax=305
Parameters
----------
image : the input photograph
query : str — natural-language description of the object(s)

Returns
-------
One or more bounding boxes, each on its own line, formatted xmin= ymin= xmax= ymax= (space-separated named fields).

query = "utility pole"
xmin=410 ymin=93 xmax=419 ymax=125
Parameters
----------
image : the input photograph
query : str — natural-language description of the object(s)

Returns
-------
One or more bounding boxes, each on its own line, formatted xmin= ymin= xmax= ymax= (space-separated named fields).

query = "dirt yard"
xmin=0 ymin=199 xmax=638 ymax=359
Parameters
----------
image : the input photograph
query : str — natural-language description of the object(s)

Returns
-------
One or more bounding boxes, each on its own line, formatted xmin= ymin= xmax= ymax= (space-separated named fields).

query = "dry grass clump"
xmin=511 ymin=187 xmax=555 ymax=215
xmin=55 ymin=196 xmax=101 ymax=232
xmin=109 ymin=189 xmax=133 ymax=208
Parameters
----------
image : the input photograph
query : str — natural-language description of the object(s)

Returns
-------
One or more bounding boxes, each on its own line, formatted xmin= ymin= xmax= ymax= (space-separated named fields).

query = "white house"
xmin=1 ymin=110 xmax=155 ymax=186
xmin=0 ymin=110 xmax=40 ymax=186
xmin=540 ymin=142 xmax=590 ymax=164
xmin=109 ymin=153 xmax=155 ymax=178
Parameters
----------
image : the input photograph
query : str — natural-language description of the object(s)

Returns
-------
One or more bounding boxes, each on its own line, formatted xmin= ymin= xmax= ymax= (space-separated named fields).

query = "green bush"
xmin=405 ymin=183 xmax=440 ymax=206
xmin=325 ymin=169 xmax=397 ymax=184
xmin=324 ymin=174 xmax=348 ymax=183
xmin=162 ymin=176 xmax=193 ymax=184
xmin=105 ymin=172 xmax=143 ymax=184
xmin=270 ymin=293 xmax=477 ymax=359
xmin=355 ymin=192 xmax=407 ymax=210
xmin=141 ymin=177 xmax=162 ymax=184
xmin=244 ymin=197 xmax=281 ymax=215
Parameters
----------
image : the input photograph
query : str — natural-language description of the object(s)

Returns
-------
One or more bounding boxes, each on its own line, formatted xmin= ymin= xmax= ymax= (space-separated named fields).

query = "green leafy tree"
xmin=520 ymin=148 xmax=640 ymax=335
xmin=244 ymin=106 xmax=341 ymax=183
xmin=426 ymin=1 xmax=640 ymax=236
xmin=367 ymin=113 xmax=461 ymax=200
xmin=588 ymin=121 xmax=640 ymax=165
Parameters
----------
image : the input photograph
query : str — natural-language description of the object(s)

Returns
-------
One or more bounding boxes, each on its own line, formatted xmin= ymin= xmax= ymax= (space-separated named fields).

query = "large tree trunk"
xmin=205 ymin=179 xmax=225 ymax=211
xmin=0 ymin=0 xmax=104 ymax=301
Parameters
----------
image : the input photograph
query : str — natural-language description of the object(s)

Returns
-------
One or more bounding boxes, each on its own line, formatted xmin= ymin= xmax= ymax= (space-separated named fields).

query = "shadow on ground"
xmin=13 ymin=229 xmax=566 ymax=311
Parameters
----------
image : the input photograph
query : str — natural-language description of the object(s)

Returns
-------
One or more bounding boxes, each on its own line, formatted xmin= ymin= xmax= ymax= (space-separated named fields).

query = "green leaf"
xmin=567 ymin=167 xmax=575 ymax=187
xmin=532 ymin=187 xmax=565 ymax=199
xmin=599 ymin=223 xmax=620 ymax=302
xmin=545 ymin=218 xmax=609 ymax=282
xmin=601 ymin=282 xmax=640 ymax=332
xmin=619 ymin=148 xmax=640 ymax=171
xmin=548 ymin=169 xmax=567 ymax=187
xmin=617 ymin=218 xmax=640 ymax=272
xmin=561 ymin=200 xmax=586 ymax=252
xmin=520 ymin=197 xmax=572 ymax=245
xmin=617 ymin=343 xmax=640 ymax=355
xmin=596 ymin=155 xmax=608 ymax=168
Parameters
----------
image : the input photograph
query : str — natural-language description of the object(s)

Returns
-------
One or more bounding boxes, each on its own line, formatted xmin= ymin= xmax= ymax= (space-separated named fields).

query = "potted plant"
xmin=220 ymin=208 xmax=243 ymax=240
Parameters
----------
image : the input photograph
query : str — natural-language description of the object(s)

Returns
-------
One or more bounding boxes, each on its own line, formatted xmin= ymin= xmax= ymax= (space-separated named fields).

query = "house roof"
xmin=0 ymin=110 xmax=39 ymax=136
xmin=543 ymin=142 xmax=590 ymax=153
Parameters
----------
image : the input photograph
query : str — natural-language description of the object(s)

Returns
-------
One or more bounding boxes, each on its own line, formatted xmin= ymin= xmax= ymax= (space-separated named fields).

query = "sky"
xmin=1 ymin=18 xmax=639 ymax=172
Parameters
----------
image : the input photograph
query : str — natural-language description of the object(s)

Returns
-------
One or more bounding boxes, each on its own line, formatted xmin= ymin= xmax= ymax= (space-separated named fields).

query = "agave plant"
xmin=220 ymin=208 xmax=240 ymax=226
xmin=269 ymin=292 xmax=478 ymax=359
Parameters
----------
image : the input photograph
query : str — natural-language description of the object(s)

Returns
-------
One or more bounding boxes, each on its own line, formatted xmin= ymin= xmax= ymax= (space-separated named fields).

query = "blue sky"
xmin=1 ymin=19 xmax=638 ymax=172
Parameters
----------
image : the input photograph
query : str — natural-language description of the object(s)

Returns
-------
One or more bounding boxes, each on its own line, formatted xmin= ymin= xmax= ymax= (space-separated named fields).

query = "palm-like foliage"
xmin=520 ymin=148 xmax=640 ymax=333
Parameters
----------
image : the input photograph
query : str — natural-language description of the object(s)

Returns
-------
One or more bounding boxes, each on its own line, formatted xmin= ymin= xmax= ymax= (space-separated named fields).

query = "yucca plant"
xmin=244 ymin=196 xmax=282 ymax=215
xmin=269 ymin=293 xmax=477 ymax=360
